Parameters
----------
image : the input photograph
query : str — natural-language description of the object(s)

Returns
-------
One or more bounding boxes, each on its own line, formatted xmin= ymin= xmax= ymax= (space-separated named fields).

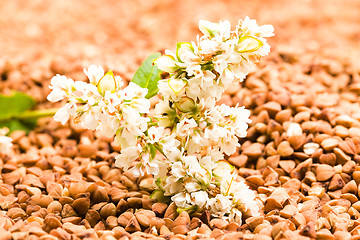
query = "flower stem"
xmin=0 ymin=108 xmax=59 ymax=122
xmin=154 ymin=142 xmax=168 ymax=159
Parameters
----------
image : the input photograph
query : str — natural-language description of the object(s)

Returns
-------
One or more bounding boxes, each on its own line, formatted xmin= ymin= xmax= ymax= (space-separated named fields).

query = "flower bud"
xmin=213 ymin=161 xmax=234 ymax=182
xmin=236 ymin=36 xmax=263 ymax=53
xmin=97 ymin=70 xmax=117 ymax=95
xmin=199 ymin=20 xmax=219 ymax=38
xmin=167 ymin=78 xmax=187 ymax=94
xmin=154 ymin=55 xmax=178 ymax=73
xmin=174 ymin=97 xmax=197 ymax=113
xmin=176 ymin=42 xmax=194 ymax=62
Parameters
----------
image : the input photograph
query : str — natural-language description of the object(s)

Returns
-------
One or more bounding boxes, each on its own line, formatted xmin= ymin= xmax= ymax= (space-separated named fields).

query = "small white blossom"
xmin=147 ymin=126 xmax=164 ymax=144
xmin=184 ymin=180 xmax=202 ymax=193
xmin=155 ymin=100 xmax=176 ymax=127
xmin=47 ymin=75 xmax=74 ymax=102
xmin=131 ymin=154 xmax=159 ymax=178
xmin=115 ymin=145 xmax=141 ymax=171
xmin=84 ymin=65 xmax=104 ymax=85
xmin=207 ymin=194 xmax=232 ymax=218
xmin=172 ymin=161 xmax=186 ymax=180
xmin=122 ymin=82 xmax=148 ymax=100
xmin=176 ymin=118 xmax=197 ymax=138
xmin=164 ymin=176 xmax=183 ymax=195
xmin=53 ymin=102 xmax=77 ymax=125
xmin=230 ymin=181 xmax=260 ymax=216
xmin=171 ymin=192 xmax=191 ymax=208
xmin=191 ymin=191 xmax=209 ymax=208
xmin=229 ymin=208 xmax=242 ymax=223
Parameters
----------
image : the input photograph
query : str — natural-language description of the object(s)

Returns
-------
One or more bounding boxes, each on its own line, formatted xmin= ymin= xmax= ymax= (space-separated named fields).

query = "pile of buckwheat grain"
xmin=1 ymin=0 xmax=360 ymax=239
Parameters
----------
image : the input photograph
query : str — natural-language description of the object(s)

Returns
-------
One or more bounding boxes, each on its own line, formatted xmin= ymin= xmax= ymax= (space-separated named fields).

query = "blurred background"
xmin=0 ymin=0 xmax=359 ymax=95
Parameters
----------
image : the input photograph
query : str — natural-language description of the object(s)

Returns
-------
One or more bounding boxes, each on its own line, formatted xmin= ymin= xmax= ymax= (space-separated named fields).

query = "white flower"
xmin=114 ymin=128 xmax=138 ymax=149
xmin=47 ymin=75 xmax=74 ymax=102
xmin=167 ymin=78 xmax=187 ymax=95
xmin=131 ymin=154 xmax=159 ymax=178
xmin=209 ymin=149 xmax=224 ymax=162
xmin=79 ymin=110 xmax=98 ymax=130
xmin=155 ymin=161 xmax=169 ymax=179
xmin=101 ymin=91 xmax=121 ymax=114
xmin=184 ymin=180 xmax=202 ymax=193
xmin=73 ymin=81 xmax=100 ymax=105
xmin=183 ymin=155 xmax=202 ymax=176
xmin=199 ymin=20 xmax=231 ymax=40
xmin=164 ymin=176 xmax=183 ymax=195
xmin=213 ymin=161 xmax=234 ymax=183
xmin=199 ymin=156 xmax=217 ymax=172
xmin=199 ymin=20 xmax=220 ymax=38
xmin=171 ymin=192 xmax=190 ymax=208
xmin=121 ymin=82 xmax=148 ymax=100
xmin=121 ymin=105 xmax=148 ymax=133
xmin=239 ymin=17 xmax=274 ymax=38
xmin=97 ymin=71 xmax=117 ymax=95
xmin=176 ymin=118 xmax=197 ymax=138
xmin=172 ymin=161 xmax=186 ymax=180
xmin=160 ymin=133 xmax=180 ymax=155
xmin=130 ymin=98 xmax=150 ymax=114
xmin=84 ymin=65 xmax=104 ymax=85
xmin=229 ymin=208 xmax=242 ymax=223
xmin=97 ymin=115 xmax=120 ymax=138
xmin=191 ymin=191 xmax=209 ymax=208
xmin=46 ymin=18 xmax=274 ymax=221
xmin=230 ymin=181 xmax=260 ymax=216
xmin=0 ymin=135 xmax=12 ymax=154
xmin=115 ymin=145 xmax=141 ymax=171
xmin=221 ymin=135 xmax=240 ymax=155
xmin=199 ymin=39 xmax=219 ymax=55
xmin=186 ymin=131 xmax=203 ymax=154
xmin=177 ymin=43 xmax=199 ymax=63
xmin=53 ymin=102 xmax=77 ymax=125
xmin=147 ymin=126 xmax=164 ymax=144
xmin=154 ymin=100 xmax=176 ymax=128
xmin=207 ymin=194 xmax=232 ymax=217
xmin=174 ymin=97 xmax=197 ymax=113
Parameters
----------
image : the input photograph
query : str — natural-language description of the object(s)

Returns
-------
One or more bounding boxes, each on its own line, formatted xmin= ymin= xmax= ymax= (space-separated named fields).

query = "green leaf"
xmin=0 ymin=92 xmax=36 ymax=133
xmin=132 ymin=52 xmax=162 ymax=99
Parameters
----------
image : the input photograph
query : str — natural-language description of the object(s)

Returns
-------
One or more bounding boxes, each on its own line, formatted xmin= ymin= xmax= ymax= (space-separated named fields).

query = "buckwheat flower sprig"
xmin=47 ymin=18 xmax=274 ymax=224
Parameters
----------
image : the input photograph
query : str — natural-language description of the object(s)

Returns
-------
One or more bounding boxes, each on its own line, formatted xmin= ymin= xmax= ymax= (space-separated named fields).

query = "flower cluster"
xmin=48 ymin=18 xmax=273 ymax=223
xmin=48 ymin=66 xmax=150 ymax=151
xmin=0 ymin=127 xmax=12 ymax=154
xmin=155 ymin=17 xmax=274 ymax=106
xmin=150 ymin=18 xmax=273 ymax=220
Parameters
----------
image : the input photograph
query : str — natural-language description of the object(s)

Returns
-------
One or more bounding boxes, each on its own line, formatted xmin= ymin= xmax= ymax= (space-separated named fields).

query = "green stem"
xmin=0 ymin=108 xmax=59 ymax=122
xmin=154 ymin=142 xmax=167 ymax=159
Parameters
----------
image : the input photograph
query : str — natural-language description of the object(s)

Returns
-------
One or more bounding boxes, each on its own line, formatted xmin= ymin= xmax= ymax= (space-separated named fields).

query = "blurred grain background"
xmin=0 ymin=0 xmax=359 ymax=81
